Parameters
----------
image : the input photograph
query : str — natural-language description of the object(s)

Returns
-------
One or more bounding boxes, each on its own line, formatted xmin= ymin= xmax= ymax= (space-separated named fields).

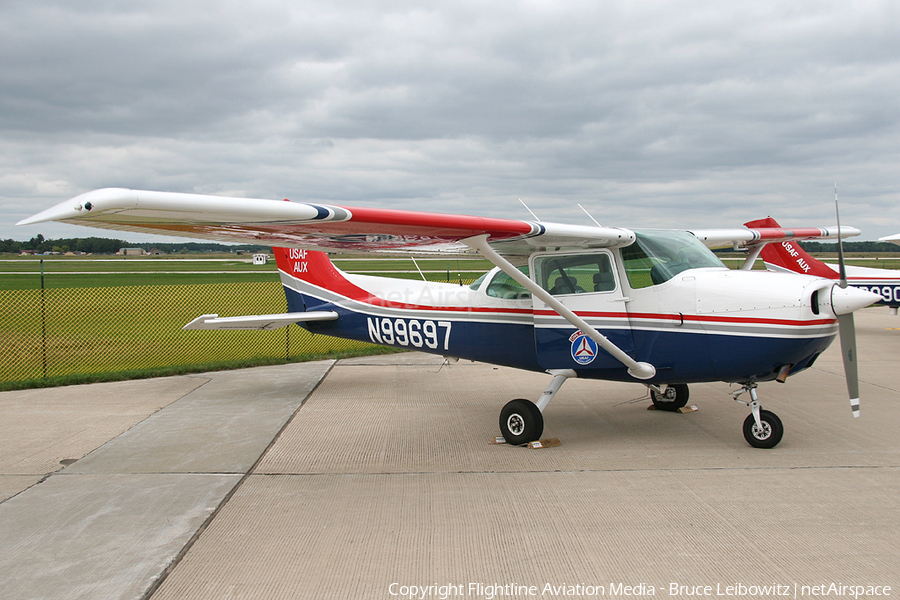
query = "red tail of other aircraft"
xmin=744 ymin=217 xmax=838 ymax=279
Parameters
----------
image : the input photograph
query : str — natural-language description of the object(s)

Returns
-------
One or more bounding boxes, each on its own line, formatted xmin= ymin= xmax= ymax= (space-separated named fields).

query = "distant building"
xmin=118 ymin=248 xmax=145 ymax=256
xmin=253 ymin=253 xmax=269 ymax=265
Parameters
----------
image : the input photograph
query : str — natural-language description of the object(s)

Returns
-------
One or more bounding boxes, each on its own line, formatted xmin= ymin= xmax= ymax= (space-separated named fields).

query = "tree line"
xmin=4 ymin=234 xmax=898 ymax=256
xmin=0 ymin=234 xmax=270 ymax=255
xmin=710 ymin=240 xmax=900 ymax=255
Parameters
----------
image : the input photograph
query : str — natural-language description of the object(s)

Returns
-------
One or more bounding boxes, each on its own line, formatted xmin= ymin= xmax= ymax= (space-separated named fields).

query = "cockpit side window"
xmin=533 ymin=253 xmax=616 ymax=296
xmin=485 ymin=266 xmax=531 ymax=300
xmin=622 ymin=229 xmax=726 ymax=289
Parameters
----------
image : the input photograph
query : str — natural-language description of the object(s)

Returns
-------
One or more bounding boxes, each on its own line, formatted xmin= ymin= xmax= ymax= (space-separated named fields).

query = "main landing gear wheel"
xmin=742 ymin=410 xmax=783 ymax=449
xmin=650 ymin=384 xmax=689 ymax=412
xmin=500 ymin=399 xmax=543 ymax=445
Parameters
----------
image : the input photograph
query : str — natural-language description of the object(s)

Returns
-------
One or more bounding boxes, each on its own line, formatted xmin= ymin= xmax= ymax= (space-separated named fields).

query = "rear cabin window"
xmin=485 ymin=266 xmax=531 ymax=300
xmin=533 ymin=253 xmax=616 ymax=296
xmin=470 ymin=266 xmax=532 ymax=300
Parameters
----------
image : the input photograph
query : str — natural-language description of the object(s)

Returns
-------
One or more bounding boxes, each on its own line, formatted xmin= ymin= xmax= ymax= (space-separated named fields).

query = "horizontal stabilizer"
xmin=183 ymin=311 xmax=338 ymax=331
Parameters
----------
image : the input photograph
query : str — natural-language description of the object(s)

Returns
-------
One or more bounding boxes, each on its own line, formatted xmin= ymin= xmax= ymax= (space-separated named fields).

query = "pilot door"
xmin=530 ymin=250 xmax=635 ymax=370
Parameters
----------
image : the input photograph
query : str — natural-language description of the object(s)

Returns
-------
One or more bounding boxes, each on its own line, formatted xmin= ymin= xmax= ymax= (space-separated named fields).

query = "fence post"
xmin=40 ymin=259 xmax=48 ymax=378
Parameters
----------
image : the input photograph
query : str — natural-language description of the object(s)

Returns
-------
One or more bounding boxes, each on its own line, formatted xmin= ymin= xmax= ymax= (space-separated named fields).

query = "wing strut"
xmin=739 ymin=244 xmax=764 ymax=271
xmin=462 ymin=235 xmax=656 ymax=380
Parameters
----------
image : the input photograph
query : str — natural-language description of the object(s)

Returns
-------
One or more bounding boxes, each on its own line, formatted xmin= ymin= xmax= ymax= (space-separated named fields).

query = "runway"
xmin=1 ymin=307 xmax=898 ymax=599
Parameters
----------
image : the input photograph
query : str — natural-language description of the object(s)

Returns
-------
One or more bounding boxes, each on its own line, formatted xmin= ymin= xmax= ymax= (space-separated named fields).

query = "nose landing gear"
xmin=733 ymin=383 xmax=784 ymax=449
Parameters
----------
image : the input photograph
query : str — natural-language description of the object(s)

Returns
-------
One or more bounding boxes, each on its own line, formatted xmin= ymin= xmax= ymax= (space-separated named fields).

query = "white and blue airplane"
xmin=19 ymin=189 xmax=880 ymax=449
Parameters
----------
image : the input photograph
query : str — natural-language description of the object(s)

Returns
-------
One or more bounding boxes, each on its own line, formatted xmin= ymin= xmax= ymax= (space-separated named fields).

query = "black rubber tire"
xmin=650 ymin=384 xmax=689 ymax=412
xmin=499 ymin=399 xmax=544 ymax=445
xmin=742 ymin=410 xmax=784 ymax=449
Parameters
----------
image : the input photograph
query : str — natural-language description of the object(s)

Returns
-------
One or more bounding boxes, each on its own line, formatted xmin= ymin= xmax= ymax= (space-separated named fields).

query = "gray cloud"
xmin=3 ymin=0 xmax=900 ymax=241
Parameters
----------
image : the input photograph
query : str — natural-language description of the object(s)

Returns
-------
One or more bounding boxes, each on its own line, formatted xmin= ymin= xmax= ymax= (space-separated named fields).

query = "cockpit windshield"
xmin=621 ymin=229 xmax=725 ymax=289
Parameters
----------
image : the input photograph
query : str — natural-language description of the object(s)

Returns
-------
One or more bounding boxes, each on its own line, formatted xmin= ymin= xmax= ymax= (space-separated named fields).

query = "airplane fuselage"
xmin=278 ymin=243 xmax=839 ymax=387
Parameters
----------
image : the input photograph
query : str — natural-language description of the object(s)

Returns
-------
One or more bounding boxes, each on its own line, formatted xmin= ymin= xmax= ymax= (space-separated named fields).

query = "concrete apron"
xmin=0 ymin=360 xmax=334 ymax=600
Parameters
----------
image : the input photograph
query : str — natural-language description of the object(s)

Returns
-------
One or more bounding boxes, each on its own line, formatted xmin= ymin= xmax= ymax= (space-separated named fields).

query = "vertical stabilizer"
xmin=272 ymin=247 xmax=365 ymax=314
xmin=273 ymin=247 xmax=349 ymax=287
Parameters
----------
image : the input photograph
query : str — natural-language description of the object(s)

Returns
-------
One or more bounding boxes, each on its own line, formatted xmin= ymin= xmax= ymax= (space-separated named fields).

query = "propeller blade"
xmin=834 ymin=184 xmax=860 ymax=417
xmin=838 ymin=313 xmax=860 ymax=417
xmin=834 ymin=183 xmax=848 ymax=288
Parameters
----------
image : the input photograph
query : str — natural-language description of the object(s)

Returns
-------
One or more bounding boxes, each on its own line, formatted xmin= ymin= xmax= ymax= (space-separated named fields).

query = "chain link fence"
xmin=1 ymin=281 xmax=377 ymax=385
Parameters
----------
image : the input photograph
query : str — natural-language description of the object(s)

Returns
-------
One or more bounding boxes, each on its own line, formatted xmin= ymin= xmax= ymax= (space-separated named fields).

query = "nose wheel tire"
xmin=500 ymin=399 xmax=544 ymax=445
xmin=650 ymin=384 xmax=689 ymax=412
xmin=742 ymin=410 xmax=783 ymax=449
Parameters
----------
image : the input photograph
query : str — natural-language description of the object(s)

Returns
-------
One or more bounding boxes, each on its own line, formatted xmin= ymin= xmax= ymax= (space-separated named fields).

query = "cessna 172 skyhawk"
xmin=19 ymin=189 xmax=880 ymax=449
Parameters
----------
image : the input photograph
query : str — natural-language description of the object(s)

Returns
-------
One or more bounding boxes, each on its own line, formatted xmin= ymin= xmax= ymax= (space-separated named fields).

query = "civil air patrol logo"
xmin=569 ymin=330 xmax=597 ymax=365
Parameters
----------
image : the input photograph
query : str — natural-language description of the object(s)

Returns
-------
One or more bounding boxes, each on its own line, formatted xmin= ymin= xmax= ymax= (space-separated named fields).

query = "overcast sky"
xmin=3 ymin=0 xmax=899 ymax=242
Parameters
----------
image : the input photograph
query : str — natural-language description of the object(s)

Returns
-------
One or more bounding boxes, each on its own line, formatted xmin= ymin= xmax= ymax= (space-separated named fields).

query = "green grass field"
xmin=0 ymin=272 xmax=282 ymax=290
xmin=0 ymin=281 xmax=386 ymax=386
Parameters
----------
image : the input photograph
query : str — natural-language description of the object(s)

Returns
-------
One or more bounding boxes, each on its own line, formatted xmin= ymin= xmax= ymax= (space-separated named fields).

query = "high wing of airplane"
xmin=746 ymin=217 xmax=900 ymax=315
xmin=20 ymin=189 xmax=880 ymax=449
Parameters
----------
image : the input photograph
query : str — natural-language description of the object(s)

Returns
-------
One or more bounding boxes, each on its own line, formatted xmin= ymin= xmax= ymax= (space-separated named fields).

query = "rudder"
xmin=272 ymin=247 xmax=367 ymax=315
xmin=273 ymin=247 xmax=347 ymax=287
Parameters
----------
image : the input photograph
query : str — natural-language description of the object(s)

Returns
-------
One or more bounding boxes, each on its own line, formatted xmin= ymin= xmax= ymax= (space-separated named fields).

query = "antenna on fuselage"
xmin=578 ymin=203 xmax=603 ymax=227
xmin=519 ymin=198 xmax=541 ymax=222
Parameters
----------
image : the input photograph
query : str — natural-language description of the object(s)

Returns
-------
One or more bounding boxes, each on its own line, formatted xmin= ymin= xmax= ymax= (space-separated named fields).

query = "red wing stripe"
xmin=748 ymin=227 xmax=833 ymax=241
xmin=342 ymin=206 xmax=537 ymax=241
